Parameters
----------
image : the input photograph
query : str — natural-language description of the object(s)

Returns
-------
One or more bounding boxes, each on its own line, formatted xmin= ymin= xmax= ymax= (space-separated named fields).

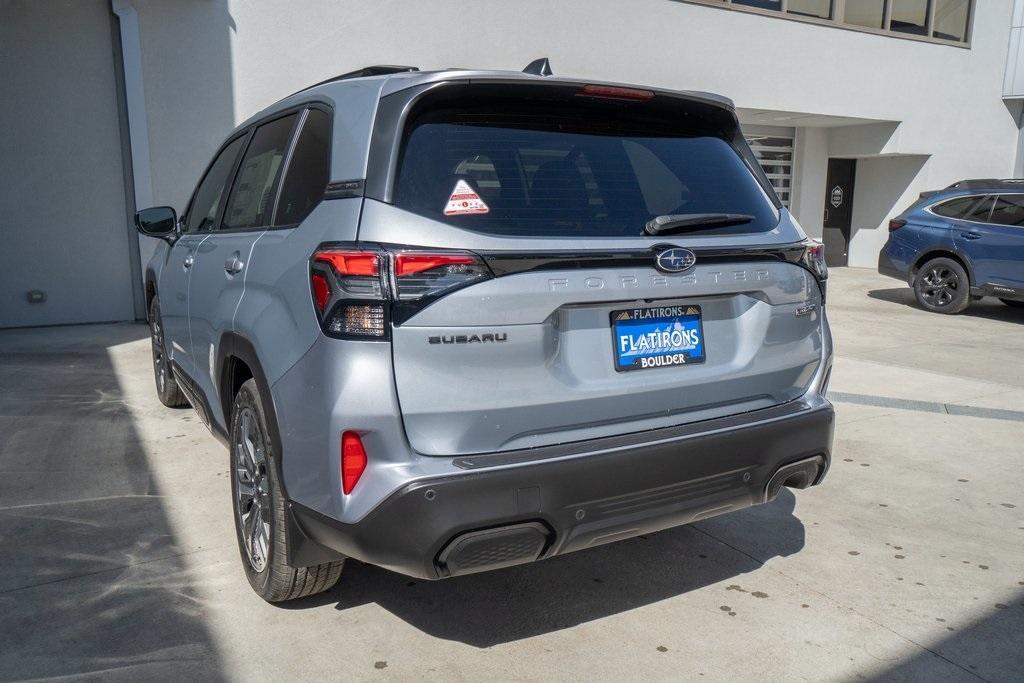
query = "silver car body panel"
xmin=145 ymin=67 xmax=834 ymax=533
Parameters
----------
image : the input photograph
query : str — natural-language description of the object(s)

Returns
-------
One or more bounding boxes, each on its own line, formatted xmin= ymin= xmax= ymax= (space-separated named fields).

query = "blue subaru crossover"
xmin=878 ymin=179 xmax=1024 ymax=314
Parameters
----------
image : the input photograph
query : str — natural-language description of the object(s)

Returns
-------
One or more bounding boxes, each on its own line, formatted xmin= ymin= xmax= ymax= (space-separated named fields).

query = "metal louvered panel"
xmin=745 ymin=134 xmax=794 ymax=208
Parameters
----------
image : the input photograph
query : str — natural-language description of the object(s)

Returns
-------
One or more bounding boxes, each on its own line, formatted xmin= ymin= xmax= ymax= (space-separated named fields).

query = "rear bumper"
xmin=288 ymin=397 xmax=834 ymax=579
xmin=878 ymin=245 xmax=909 ymax=282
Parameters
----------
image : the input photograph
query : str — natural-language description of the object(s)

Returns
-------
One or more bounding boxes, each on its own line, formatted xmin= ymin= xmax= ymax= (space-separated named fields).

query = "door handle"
xmin=224 ymin=254 xmax=245 ymax=275
xmin=960 ymin=231 xmax=982 ymax=240
xmin=183 ymin=254 xmax=194 ymax=269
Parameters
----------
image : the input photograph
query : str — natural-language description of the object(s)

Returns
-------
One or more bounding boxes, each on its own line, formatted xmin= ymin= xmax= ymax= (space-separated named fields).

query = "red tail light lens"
xmin=393 ymin=251 xmax=491 ymax=301
xmin=313 ymin=250 xmax=379 ymax=276
xmin=889 ymin=219 xmax=907 ymax=232
xmin=341 ymin=431 xmax=367 ymax=494
xmin=311 ymin=273 xmax=331 ymax=313
xmin=395 ymin=253 xmax=478 ymax=276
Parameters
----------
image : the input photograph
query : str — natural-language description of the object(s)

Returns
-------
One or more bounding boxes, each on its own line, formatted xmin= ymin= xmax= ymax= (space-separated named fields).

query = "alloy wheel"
xmin=234 ymin=407 xmax=271 ymax=572
xmin=150 ymin=315 xmax=167 ymax=393
xmin=919 ymin=266 xmax=960 ymax=308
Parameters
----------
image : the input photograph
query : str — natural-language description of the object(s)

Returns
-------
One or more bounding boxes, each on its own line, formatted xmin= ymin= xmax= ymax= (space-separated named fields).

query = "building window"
xmin=682 ymin=1 xmax=973 ymax=45
xmin=734 ymin=0 xmax=782 ymax=9
xmin=889 ymin=0 xmax=929 ymax=36
xmin=844 ymin=0 xmax=886 ymax=29
xmin=788 ymin=0 xmax=831 ymax=19
xmin=933 ymin=0 xmax=971 ymax=42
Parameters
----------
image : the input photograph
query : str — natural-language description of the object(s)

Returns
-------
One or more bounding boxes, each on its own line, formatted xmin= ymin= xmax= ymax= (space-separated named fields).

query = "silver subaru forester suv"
xmin=135 ymin=63 xmax=833 ymax=602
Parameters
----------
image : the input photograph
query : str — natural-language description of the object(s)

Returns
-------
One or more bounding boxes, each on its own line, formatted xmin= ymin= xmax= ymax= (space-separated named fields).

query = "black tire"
xmin=999 ymin=298 xmax=1024 ymax=308
xmin=230 ymin=379 xmax=344 ymax=602
xmin=913 ymin=257 xmax=970 ymax=314
xmin=148 ymin=296 xmax=188 ymax=407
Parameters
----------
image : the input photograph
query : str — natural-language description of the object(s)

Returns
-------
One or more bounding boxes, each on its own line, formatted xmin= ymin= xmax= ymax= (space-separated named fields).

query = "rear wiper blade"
xmin=643 ymin=213 xmax=755 ymax=236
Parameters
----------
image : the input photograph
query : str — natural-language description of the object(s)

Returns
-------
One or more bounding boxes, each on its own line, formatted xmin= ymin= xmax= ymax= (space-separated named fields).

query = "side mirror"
xmin=135 ymin=206 xmax=178 ymax=240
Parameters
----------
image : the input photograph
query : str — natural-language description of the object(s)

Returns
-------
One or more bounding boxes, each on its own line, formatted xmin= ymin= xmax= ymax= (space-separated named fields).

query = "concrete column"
xmin=111 ymin=0 xmax=159 ymax=296
xmin=790 ymin=127 xmax=828 ymax=240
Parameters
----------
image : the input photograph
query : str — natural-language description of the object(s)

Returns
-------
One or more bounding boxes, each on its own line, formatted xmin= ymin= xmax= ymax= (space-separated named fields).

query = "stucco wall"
xmin=0 ymin=0 xmax=136 ymax=327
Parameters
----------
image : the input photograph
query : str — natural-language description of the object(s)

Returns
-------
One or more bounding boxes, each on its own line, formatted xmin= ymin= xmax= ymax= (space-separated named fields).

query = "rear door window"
xmin=964 ymin=196 xmax=995 ymax=222
xmin=394 ymin=96 xmax=779 ymax=238
xmin=274 ymin=108 xmax=331 ymax=226
xmin=222 ymin=113 xmax=298 ymax=231
xmin=988 ymin=195 xmax=1024 ymax=227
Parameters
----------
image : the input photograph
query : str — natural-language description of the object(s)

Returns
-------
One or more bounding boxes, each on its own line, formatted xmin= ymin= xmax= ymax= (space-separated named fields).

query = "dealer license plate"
xmin=611 ymin=305 xmax=706 ymax=372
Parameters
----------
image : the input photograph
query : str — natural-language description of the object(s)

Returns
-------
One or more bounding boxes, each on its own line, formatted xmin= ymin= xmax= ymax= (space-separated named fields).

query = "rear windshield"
xmin=393 ymin=92 xmax=780 ymax=238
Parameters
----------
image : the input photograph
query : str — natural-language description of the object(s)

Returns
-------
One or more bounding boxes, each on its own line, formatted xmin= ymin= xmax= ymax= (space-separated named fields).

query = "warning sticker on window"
xmin=443 ymin=179 xmax=490 ymax=216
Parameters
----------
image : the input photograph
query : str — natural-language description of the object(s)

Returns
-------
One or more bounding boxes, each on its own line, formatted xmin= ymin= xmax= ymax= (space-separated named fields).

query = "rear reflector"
xmin=341 ymin=431 xmax=367 ymax=494
xmin=578 ymin=84 xmax=655 ymax=101
xmin=888 ymin=219 xmax=907 ymax=232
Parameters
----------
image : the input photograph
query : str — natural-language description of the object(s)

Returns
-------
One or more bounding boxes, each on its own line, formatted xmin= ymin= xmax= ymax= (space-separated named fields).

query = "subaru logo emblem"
xmin=655 ymin=248 xmax=697 ymax=274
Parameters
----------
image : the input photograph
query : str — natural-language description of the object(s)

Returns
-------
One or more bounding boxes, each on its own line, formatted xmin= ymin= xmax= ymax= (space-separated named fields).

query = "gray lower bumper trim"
xmin=288 ymin=399 xmax=834 ymax=579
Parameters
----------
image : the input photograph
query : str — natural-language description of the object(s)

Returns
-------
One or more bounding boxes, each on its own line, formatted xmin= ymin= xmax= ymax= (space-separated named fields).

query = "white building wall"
xmin=126 ymin=0 xmax=1017 ymax=268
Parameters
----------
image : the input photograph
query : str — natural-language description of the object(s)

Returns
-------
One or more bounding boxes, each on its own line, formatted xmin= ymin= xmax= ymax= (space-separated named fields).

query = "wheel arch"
xmin=217 ymin=331 xmax=342 ymax=567
xmin=144 ymin=268 xmax=159 ymax=320
xmin=911 ymin=249 xmax=975 ymax=286
xmin=216 ymin=333 xmax=283 ymax=460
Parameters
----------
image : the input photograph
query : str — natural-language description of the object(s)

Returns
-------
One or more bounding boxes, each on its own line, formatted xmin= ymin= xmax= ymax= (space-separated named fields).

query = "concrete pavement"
xmin=0 ymin=267 xmax=1021 ymax=681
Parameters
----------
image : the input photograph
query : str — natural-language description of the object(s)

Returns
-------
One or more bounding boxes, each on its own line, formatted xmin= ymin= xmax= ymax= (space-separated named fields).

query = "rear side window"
xmin=222 ymin=114 xmax=298 ymax=231
xmin=989 ymin=195 xmax=1024 ymax=227
xmin=932 ymin=195 xmax=993 ymax=221
xmin=931 ymin=196 xmax=977 ymax=219
xmin=393 ymin=95 xmax=779 ymax=237
xmin=185 ymin=135 xmax=246 ymax=233
xmin=274 ymin=109 xmax=331 ymax=226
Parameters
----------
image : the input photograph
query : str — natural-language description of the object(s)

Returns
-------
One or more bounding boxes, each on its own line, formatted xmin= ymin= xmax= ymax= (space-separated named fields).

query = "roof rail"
xmin=945 ymin=178 xmax=1024 ymax=191
xmin=288 ymin=65 xmax=419 ymax=98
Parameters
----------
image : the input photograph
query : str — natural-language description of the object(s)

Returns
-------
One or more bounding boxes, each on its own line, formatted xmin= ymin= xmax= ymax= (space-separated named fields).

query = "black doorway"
xmin=823 ymin=159 xmax=856 ymax=267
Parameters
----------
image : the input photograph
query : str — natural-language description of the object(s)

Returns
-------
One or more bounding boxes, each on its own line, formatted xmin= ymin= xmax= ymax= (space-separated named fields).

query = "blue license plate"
xmin=611 ymin=305 xmax=706 ymax=372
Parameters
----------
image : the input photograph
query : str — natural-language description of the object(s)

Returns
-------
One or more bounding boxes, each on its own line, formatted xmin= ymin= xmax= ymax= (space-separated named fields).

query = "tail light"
xmin=341 ymin=431 xmax=367 ymax=494
xmin=889 ymin=219 xmax=907 ymax=232
xmin=310 ymin=249 xmax=387 ymax=338
xmin=800 ymin=240 xmax=828 ymax=282
xmin=799 ymin=240 xmax=828 ymax=302
xmin=309 ymin=245 xmax=492 ymax=338
xmin=393 ymin=252 xmax=490 ymax=300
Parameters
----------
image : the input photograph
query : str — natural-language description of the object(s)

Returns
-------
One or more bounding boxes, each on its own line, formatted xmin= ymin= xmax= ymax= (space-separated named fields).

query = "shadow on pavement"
xmin=867 ymin=287 xmax=1024 ymax=324
xmin=295 ymin=490 xmax=805 ymax=648
xmin=874 ymin=587 xmax=1024 ymax=681
xmin=0 ymin=323 xmax=225 ymax=680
